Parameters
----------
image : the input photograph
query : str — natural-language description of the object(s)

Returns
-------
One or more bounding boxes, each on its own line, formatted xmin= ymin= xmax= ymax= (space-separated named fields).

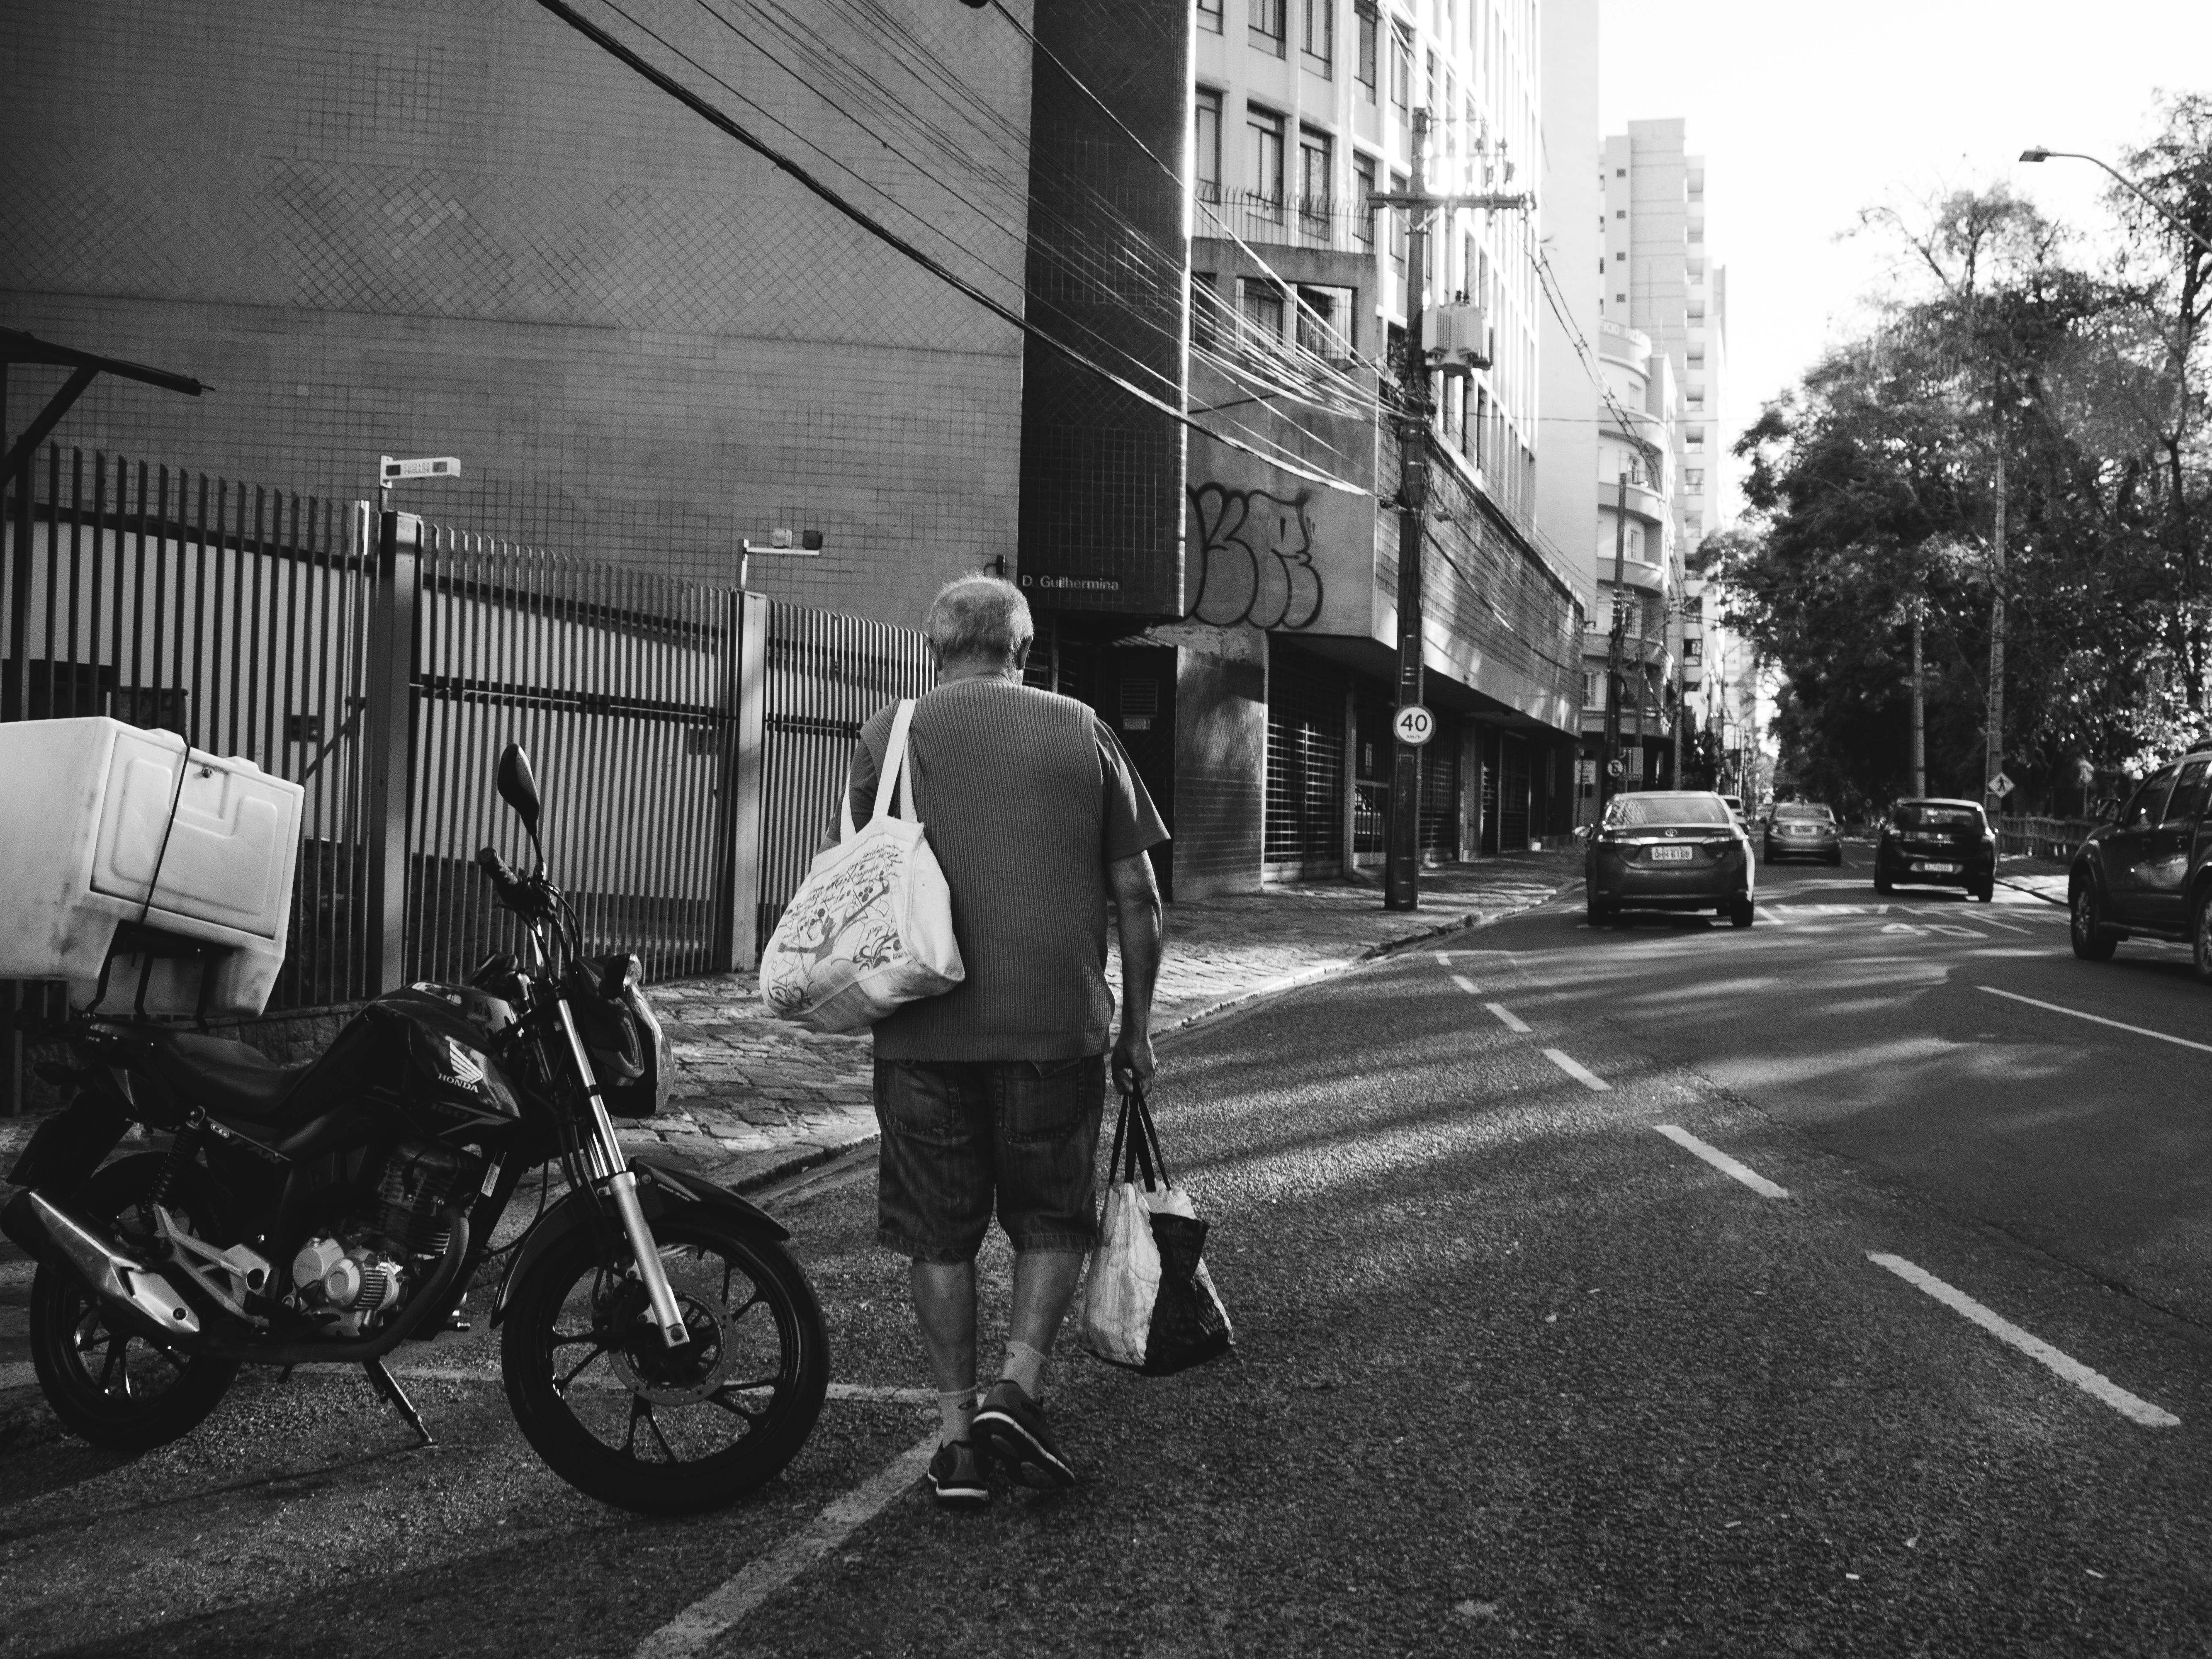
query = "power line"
xmin=530 ymin=0 xmax=1366 ymax=494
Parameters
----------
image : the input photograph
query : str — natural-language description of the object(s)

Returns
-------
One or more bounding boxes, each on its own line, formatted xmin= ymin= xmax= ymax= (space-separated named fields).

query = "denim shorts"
xmin=873 ymin=1056 xmax=1106 ymax=1263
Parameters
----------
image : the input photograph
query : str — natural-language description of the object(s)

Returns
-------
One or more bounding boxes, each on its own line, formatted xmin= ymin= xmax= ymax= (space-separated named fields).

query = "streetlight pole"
xmin=1369 ymin=113 xmax=1532 ymax=909
xmin=2020 ymin=147 xmax=2212 ymax=259
xmin=1602 ymin=473 xmax=1628 ymax=815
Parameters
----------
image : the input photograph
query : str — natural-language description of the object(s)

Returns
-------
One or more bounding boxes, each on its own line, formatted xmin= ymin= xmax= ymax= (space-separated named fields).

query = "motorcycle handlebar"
xmin=476 ymin=845 xmax=527 ymax=906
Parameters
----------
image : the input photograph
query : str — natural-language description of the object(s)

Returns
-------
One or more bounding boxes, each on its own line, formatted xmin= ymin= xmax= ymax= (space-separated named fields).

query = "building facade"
xmin=1151 ymin=0 xmax=1584 ymax=892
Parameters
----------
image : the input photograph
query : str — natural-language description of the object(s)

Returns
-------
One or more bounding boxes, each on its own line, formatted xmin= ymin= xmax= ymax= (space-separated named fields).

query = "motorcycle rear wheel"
xmin=28 ymin=1153 xmax=242 ymax=1453
xmin=502 ymin=1201 xmax=829 ymax=1515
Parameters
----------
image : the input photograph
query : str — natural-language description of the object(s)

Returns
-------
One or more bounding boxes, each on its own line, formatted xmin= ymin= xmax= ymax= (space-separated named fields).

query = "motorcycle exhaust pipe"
xmin=0 ymin=1189 xmax=202 ymax=1340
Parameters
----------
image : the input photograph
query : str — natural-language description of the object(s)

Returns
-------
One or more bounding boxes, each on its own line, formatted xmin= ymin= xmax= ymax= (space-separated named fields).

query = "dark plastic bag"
xmin=1081 ymin=1085 xmax=1233 ymax=1377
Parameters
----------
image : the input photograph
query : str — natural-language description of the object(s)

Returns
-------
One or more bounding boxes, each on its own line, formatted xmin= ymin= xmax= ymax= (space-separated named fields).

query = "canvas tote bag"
xmin=758 ymin=699 xmax=964 ymax=1033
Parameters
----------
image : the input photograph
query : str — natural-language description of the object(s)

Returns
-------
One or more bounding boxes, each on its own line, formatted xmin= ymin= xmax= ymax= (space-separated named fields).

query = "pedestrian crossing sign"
xmin=1986 ymin=771 xmax=2014 ymax=798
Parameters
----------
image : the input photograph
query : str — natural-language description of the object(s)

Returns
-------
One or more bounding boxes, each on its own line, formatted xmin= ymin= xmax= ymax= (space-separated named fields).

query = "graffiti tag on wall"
xmin=1186 ymin=483 xmax=1324 ymax=631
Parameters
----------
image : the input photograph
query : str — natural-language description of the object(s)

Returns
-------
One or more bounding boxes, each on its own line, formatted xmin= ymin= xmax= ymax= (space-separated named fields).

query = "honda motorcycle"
xmin=2 ymin=744 xmax=828 ymax=1514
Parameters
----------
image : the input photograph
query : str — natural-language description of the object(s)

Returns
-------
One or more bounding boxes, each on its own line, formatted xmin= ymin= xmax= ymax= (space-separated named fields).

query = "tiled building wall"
xmin=0 ymin=0 xmax=1032 ymax=622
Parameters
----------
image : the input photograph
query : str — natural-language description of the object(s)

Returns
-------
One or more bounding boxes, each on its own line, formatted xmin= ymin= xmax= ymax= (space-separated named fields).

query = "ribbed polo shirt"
xmin=847 ymin=675 xmax=1168 ymax=1061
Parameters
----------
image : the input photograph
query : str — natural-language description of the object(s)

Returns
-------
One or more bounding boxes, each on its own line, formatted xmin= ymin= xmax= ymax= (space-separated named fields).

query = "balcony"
xmin=1199 ymin=188 xmax=1370 ymax=256
xmin=1599 ymin=473 xmax=1667 ymax=525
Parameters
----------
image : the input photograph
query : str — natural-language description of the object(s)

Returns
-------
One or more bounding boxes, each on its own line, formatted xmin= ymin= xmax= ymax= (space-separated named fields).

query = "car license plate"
xmin=1651 ymin=845 xmax=1694 ymax=862
xmin=1913 ymin=861 xmax=1960 ymax=873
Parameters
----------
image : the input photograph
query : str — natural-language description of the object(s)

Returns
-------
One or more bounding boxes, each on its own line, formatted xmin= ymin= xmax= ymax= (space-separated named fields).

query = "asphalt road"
xmin=3 ymin=847 xmax=2209 ymax=1656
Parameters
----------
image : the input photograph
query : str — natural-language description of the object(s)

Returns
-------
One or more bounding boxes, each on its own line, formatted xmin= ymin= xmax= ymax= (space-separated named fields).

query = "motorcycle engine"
xmin=289 ymin=1140 xmax=476 ymax=1337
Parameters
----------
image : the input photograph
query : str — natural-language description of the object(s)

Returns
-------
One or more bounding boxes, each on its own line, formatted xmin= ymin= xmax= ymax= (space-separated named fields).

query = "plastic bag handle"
xmin=1113 ymin=1082 xmax=1169 ymax=1192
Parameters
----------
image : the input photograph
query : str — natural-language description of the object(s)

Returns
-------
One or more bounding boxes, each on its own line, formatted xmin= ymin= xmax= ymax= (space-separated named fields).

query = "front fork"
xmin=553 ymin=997 xmax=691 ymax=1349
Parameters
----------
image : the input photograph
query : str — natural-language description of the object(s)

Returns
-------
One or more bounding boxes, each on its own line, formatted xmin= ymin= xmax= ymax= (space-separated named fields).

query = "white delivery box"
xmin=0 ymin=717 xmax=305 ymax=1017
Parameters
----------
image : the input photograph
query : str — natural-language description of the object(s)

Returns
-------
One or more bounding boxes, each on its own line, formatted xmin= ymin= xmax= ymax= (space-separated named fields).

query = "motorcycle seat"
xmin=146 ymin=1031 xmax=311 ymax=1122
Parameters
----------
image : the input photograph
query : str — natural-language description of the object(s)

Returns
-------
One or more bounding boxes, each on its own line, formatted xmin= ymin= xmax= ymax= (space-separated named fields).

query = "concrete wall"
xmin=0 ymin=0 xmax=1031 ymax=622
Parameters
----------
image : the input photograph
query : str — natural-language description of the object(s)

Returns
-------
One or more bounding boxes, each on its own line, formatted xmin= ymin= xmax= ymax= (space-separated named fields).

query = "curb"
xmin=1995 ymin=874 xmax=2069 ymax=908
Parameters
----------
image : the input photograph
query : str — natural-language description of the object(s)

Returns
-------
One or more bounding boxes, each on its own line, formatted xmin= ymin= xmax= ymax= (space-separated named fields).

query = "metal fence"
xmin=2 ymin=447 xmax=378 ymax=1009
xmin=3 ymin=444 xmax=936 ymax=1040
xmin=405 ymin=520 xmax=744 ymax=988
xmin=1999 ymin=815 xmax=2094 ymax=861
xmin=752 ymin=603 xmax=938 ymax=951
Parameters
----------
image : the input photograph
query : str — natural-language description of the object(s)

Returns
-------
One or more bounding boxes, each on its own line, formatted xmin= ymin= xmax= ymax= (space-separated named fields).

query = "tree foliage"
xmin=1716 ymin=97 xmax=2212 ymax=815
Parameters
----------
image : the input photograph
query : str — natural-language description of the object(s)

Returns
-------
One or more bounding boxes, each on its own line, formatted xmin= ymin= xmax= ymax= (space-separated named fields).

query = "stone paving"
xmin=0 ymin=852 xmax=1583 ymax=1189
xmin=613 ymin=850 xmax=1582 ymax=1188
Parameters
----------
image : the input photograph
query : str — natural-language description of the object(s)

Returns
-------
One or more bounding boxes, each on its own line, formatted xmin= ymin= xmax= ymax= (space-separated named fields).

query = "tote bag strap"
xmin=872 ymin=699 xmax=918 ymax=824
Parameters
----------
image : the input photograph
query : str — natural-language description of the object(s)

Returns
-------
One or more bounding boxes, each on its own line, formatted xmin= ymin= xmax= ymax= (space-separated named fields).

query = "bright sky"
xmin=1598 ymin=0 xmax=2212 ymax=516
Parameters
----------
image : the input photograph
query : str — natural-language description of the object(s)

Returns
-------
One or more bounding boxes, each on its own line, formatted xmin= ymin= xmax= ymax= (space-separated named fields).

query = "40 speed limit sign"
xmin=1392 ymin=704 xmax=1436 ymax=746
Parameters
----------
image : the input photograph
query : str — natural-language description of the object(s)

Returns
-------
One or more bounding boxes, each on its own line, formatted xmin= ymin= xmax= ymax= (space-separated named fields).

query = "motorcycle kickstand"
xmin=363 ymin=1358 xmax=435 ymax=1447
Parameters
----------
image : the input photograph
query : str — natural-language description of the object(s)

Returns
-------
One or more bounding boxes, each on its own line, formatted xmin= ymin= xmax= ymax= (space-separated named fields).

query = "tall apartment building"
xmin=1173 ymin=0 xmax=1587 ymax=886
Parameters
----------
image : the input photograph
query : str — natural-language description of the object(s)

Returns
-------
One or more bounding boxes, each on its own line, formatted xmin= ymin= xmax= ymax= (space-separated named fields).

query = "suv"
xmin=2069 ymin=752 xmax=2212 ymax=973
xmin=1874 ymin=798 xmax=1996 ymax=900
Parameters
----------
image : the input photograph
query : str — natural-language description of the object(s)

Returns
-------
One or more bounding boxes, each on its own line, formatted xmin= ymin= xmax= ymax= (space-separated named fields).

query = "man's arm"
xmin=1107 ymin=849 xmax=1164 ymax=1096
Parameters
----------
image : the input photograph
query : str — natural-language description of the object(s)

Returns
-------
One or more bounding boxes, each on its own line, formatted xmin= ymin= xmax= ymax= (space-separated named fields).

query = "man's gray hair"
xmin=926 ymin=574 xmax=1034 ymax=665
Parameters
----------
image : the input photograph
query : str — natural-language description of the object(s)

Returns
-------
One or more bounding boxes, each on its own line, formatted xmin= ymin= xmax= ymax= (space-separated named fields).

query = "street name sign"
xmin=1393 ymin=704 xmax=1436 ymax=747
xmin=380 ymin=455 xmax=461 ymax=484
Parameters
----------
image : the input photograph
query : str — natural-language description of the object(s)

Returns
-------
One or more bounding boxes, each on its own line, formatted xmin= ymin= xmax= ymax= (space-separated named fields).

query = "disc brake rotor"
xmin=603 ymin=1280 xmax=731 ymax=1405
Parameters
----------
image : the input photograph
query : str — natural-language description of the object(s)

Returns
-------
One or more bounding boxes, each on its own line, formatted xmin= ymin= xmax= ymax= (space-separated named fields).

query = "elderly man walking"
xmin=846 ymin=574 xmax=1167 ymax=1508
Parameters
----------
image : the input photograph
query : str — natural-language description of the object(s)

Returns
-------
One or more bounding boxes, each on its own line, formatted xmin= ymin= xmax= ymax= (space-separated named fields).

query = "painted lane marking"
xmin=1653 ymin=1125 xmax=1789 ymax=1199
xmin=1867 ymin=1253 xmax=2179 ymax=1429
xmin=1977 ymin=986 xmax=2212 ymax=1056
xmin=1436 ymin=951 xmax=1456 ymax=967
xmin=1925 ymin=923 xmax=1988 ymax=939
xmin=1451 ymin=973 xmax=1484 ymax=996
xmin=1542 ymin=1049 xmax=1610 ymax=1091
xmin=1486 ymin=1002 xmax=1530 ymax=1033
xmin=635 ymin=1432 xmax=941 ymax=1658
xmin=1975 ymin=914 xmax=2031 ymax=934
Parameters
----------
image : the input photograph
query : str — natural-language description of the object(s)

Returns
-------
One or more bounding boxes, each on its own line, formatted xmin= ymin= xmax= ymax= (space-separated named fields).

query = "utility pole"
xmin=1600 ymin=473 xmax=1629 ymax=815
xmin=1986 ymin=443 xmax=2007 ymax=816
xmin=1370 ymin=112 xmax=1532 ymax=909
xmin=1911 ymin=597 xmax=1927 ymax=798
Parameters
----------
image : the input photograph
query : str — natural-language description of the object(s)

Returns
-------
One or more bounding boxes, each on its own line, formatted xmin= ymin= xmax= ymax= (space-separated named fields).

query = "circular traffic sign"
xmin=1392 ymin=704 xmax=1436 ymax=747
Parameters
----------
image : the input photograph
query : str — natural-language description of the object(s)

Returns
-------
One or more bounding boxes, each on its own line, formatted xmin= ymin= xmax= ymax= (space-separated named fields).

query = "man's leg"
xmin=999 ymin=1248 xmax=1086 ymax=1397
xmin=911 ymin=1258 xmax=979 ymax=1445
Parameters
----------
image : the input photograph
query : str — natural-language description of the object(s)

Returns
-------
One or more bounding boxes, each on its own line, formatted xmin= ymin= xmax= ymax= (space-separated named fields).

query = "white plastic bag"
xmin=1081 ymin=1178 xmax=1165 ymax=1368
xmin=758 ymin=701 xmax=964 ymax=1033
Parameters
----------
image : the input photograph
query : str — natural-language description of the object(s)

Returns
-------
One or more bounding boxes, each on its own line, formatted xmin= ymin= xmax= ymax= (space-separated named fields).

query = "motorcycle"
xmin=2 ymin=743 xmax=829 ymax=1514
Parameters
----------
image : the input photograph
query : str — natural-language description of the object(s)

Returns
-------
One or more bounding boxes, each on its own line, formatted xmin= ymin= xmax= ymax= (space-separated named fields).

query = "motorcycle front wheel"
xmin=501 ymin=1201 xmax=829 ymax=1514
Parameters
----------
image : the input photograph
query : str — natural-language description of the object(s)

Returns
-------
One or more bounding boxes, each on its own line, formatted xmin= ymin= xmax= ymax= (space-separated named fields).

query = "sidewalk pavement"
xmin=618 ymin=850 xmax=1583 ymax=1189
xmin=0 ymin=852 xmax=1585 ymax=1189
xmin=1996 ymin=854 xmax=2070 ymax=906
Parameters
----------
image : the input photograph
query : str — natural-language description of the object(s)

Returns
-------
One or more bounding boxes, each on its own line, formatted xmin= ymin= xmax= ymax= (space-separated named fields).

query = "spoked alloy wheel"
xmin=503 ymin=1203 xmax=828 ymax=1514
xmin=2071 ymin=882 xmax=2119 ymax=961
xmin=28 ymin=1154 xmax=241 ymax=1452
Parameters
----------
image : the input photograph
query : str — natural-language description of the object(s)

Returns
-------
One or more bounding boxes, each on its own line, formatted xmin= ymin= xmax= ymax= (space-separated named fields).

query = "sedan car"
xmin=1873 ymin=798 xmax=1996 ymax=900
xmin=1763 ymin=802 xmax=1843 ymax=865
xmin=1586 ymin=790 xmax=1756 ymax=927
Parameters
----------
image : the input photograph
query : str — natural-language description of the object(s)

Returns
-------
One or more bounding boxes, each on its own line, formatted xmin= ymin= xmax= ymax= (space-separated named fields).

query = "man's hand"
xmin=1111 ymin=1027 xmax=1155 ymax=1096
xmin=1106 ymin=849 xmax=1164 ymax=1097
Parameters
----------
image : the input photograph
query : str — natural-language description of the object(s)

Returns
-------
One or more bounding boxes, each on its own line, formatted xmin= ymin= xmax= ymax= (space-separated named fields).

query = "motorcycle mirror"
xmin=497 ymin=744 xmax=543 ymax=844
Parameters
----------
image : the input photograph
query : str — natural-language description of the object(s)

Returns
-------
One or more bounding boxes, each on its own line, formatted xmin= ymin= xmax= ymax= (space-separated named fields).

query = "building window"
xmin=1614 ymin=251 xmax=1625 ymax=262
xmin=1194 ymin=89 xmax=1223 ymax=203
xmin=1249 ymin=106 xmax=1286 ymax=212
xmin=1298 ymin=126 xmax=1332 ymax=226
xmin=1356 ymin=3 xmax=1378 ymax=95
xmin=1296 ymin=283 xmax=1355 ymax=355
xmin=1616 ymin=166 xmax=1626 ymax=176
xmin=1197 ymin=0 xmax=1223 ymax=32
xmin=1616 ymin=209 xmax=1626 ymax=218
xmin=1301 ymin=0 xmax=1332 ymax=70
xmin=1685 ymin=469 xmax=1705 ymax=489
xmin=1425 ymin=49 xmax=1437 ymax=112
xmin=1390 ymin=22 xmax=1412 ymax=112
xmin=1191 ymin=272 xmax=1222 ymax=353
xmin=1240 ymin=278 xmax=1286 ymax=347
xmin=1250 ymin=0 xmax=1287 ymax=56
xmin=1354 ymin=153 xmax=1377 ymax=246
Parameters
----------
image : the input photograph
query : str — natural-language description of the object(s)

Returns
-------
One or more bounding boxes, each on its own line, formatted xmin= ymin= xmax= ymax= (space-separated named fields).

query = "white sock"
xmin=1000 ymin=1339 xmax=1047 ymax=1400
xmin=936 ymin=1387 xmax=977 ymax=1447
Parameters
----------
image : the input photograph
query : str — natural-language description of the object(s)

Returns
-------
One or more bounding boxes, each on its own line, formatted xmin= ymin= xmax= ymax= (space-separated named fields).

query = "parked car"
xmin=2068 ymin=750 xmax=2212 ymax=972
xmin=1764 ymin=802 xmax=1844 ymax=866
xmin=1586 ymin=790 xmax=1756 ymax=927
xmin=1873 ymin=798 xmax=1996 ymax=900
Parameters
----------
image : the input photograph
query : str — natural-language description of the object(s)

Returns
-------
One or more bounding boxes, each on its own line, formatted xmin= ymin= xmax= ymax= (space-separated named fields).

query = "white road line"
xmin=1977 ymin=986 xmax=2212 ymax=1056
xmin=1486 ymin=1002 xmax=1530 ymax=1033
xmin=1867 ymin=1253 xmax=2180 ymax=1429
xmin=1653 ymin=1126 xmax=1789 ymax=1199
xmin=1451 ymin=973 xmax=1483 ymax=996
xmin=635 ymin=1432 xmax=940 ymax=1658
xmin=1542 ymin=1048 xmax=1610 ymax=1090
xmin=1976 ymin=915 xmax=2030 ymax=934
xmin=1435 ymin=951 xmax=1455 ymax=967
xmin=1925 ymin=923 xmax=1988 ymax=939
